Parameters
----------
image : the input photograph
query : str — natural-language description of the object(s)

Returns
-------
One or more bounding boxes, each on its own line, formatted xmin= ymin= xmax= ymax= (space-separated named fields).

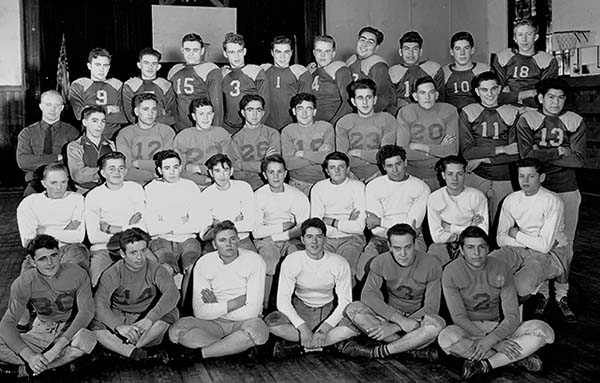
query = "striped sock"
xmin=371 ymin=344 xmax=390 ymax=358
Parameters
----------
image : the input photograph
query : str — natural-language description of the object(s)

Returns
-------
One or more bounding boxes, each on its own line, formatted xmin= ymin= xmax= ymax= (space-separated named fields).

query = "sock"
xmin=130 ymin=348 xmax=147 ymax=361
xmin=538 ymin=281 xmax=550 ymax=298
xmin=554 ymin=282 xmax=569 ymax=301
xmin=371 ymin=344 xmax=390 ymax=358
xmin=483 ymin=358 xmax=493 ymax=372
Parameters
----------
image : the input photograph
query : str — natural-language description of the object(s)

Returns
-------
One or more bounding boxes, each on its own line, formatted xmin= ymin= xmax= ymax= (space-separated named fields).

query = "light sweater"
xmin=253 ymin=184 xmax=310 ymax=241
xmin=201 ymin=180 xmax=255 ymax=240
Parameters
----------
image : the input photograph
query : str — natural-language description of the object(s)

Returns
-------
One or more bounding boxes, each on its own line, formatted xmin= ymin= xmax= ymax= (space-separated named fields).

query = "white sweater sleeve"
xmin=192 ymin=262 xmax=228 ymax=320
xmin=496 ymin=194 xmax=520 ymax=247
xmin=276 ymin=256 xmax=305 ymax=328
xmin=85 ymin=191 xmax=111 ymax=246
xmin=337 ymin=182 xmax=366 ymax=234
xmin=324 ymin=258 xmax=352 ymax=327
xmin=45 ymin=195 xmax=86 ymax=244
xmin=515 ymin=195 xmax=563 ymax=253
xmin=16 ymin=197 xmax=38 ymax=247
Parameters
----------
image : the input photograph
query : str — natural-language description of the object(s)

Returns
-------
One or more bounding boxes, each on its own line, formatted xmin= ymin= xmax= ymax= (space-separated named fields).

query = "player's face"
xmin=301 ymin=226 xmax=326 ymax=259
xmin=460 ymin=237 xmax=489 ymax=270
xmin=192 ymin=105 xmax=215 ymax=129
xmin=351 ymin=88 xmax=376 ymax=117
xmin=82 ymin=112 xmax=106 ymax=139
xmin=513 ymin=25 xmax=538 ymax=53
xmin=87 ymin=56 xmax=110 ymax=81
xmin=383 ymin=155 xmax=407 ymax=182
xmin=134 ymin=99 xmax=158 ymax=126
xmin=413 ymin=82 xmax=438 ymax=110
xmin=272 ymin=43 xmax=292 ymax=68
xmin=42 ymin=169 xmax=69 ymax=199
xmin=517 ymin=166 xmax=545 ymax=196
xmin=159 ymin=157 xmax=181 ymax=183
xmin=241 ymin=100 xmax=265 ymax=127
xmin=450 ymin=40 xmax=473 ymax=66
xmin=389 ymin=233 xmax=416 ymax=267
xmin=539 ymin=89 xmax=566 ymax=116
xmin=475 ymin=80 xmax=500 ymax=108
xmin=313 ymin=41 xmax=335 ymax=68
xmin=181 ymin=41 xmax=204 ymax=65
xmin=138 ymin=54 xmax=161 ymax=80
xmin=263 ymin=161 xmax=287 ymax=190
xmin=100 ymin=158 xmax=127 ymax=187
xmin=224 ymin=43 xmax=246 ymax=69
xmin=32 ymin=247 xmax=60 ymax=277
xmin=292 ymin=100 xmax=316 ymax=126
xmin=400 ymin=42 xmax=422 ymax=66
xmin=214 ymin=229 xmax=240 ymax=261
xmin=442 ymin=163 xmax=466 ymax=194
xmin=208 ymin=162 xmax=232 ymax=188
xmin=325 ymin=159 xmax=349 ymax=185
xmin=356 ymin=31 xmax=378 ymax=59
xmin=39 ymin=93 xmax=64 ymax=122
xmin=120 ymin=240 xmax=149 ymax=272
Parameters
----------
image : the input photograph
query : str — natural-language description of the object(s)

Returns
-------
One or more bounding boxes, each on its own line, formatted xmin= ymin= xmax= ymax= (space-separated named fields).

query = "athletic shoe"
xmin=532 ymin=294 xmax=548 ymax=319
xmin=514 ymin=353 xmax=543 ymax=372
xmin=461 ymin=359 xmax=489 ymax=380
xmin=0 ymin=363 xmax=19 ymax=378
xmin=333 ymin=339 xmax=373 ymax=358
xmin=556 ymin=297 xmax=577 ymax=324
xmin=272 ymin=340 xmax=305 ymax=359
xmin=407 ymin=345 xmax=439 ymax=363
xmin=146 ymin=349 xmax=170 ymax=365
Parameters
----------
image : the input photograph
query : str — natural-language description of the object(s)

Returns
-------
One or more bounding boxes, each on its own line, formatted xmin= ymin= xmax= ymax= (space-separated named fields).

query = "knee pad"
xmin=422 ymin=314 xmax=446 ymax=333
xmin=344 ymin=301 xmax=367 ymax=318
xmin=524 ymin=319 xmax=555 ymax=344
xmin=243 ymin=318 xmax=269 ymax=345
xmin=437 ymin=325 xmax=462 ymax=352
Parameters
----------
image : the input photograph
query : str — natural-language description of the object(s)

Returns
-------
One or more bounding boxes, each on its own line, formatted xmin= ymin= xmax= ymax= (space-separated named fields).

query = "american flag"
xmin=56 ymin=33 xmax=70 ymax=102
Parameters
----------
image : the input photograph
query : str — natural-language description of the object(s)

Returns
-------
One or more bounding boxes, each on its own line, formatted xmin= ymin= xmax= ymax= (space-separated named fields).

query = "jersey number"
xmin=539 ymin=128 xmax=564 ymax=147
xmin=241 ymin=141 xmax=270 ymax=160
xmin=186 ymin=145 xmax=221 ymax=165
xmin=403 ymin=80 xmax=411 ymax=98
xmin=513 ymin=66 xmax=530 ymax=78
xmin=96 ymin=90 xmax=108 ymax=105
xmin=349 ymin=132 xmax=381 ymax=150
xmin=30 ymin=292 xmax=75 ymax=316
xmin=176 ymin=78 xmax=195 ymax=95
xmin=411 ymin=124 xmax=445 ymax=141
xmin=311 ymin=76 xmax=320 ymax=92
xmin=453 ymin=81 xmax=470 ymax=93
xmin=352 ymin=73 xmax=360 ymax=81
xmin=230 ymin=80 xmax=241 ymax=97
xmin=275 ymin=76 xmax=281 ymax=89
xmin=481 ymin=121 xmax=500 ymax=139
xmin=135 ymin=140 xmax=162 ymax=160
xmin=296 ymin=138 xmax=324 ymax=151
xmin=472 ymin=293 xmax=491 ymax=311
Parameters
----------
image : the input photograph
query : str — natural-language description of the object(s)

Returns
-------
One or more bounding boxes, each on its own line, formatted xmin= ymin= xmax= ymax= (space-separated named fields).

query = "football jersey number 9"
xmin=96 ymin=90 xmax=108 ymax=105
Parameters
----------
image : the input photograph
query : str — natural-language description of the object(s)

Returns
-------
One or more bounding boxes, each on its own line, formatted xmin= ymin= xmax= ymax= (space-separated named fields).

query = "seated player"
xmin=345 ymin=224 xmax=444 ymax=361
xmin=168 ymin=33 xmax=223 ymax=131
xmin=221 ymin=32 xmax=269 ymax=134
xmin=116 ymin=93 xmax=175 ymax=185
xmin=229 ymin=94 xmax=281 ymax=190
xmin=427 ymin=156 xmax=488 ymax=266
xmin=66 ymin=105 xmax=115 ymax=193
xmin=460 ymin=71 xmax=519 ymax=222
xmin=397 ymin=76 xmax=459 ymax=191
xmin=122 ymin=47 xmax=176 ymax=126
xmin=345 ymin=26 xmax=396 ymax=114
xmin=442 ymin=31 xmax=490 ymax=110
xmin=145 ymin=150 xmax=209 ymax=286
xmin=69 ymin=47 xmax=126 ymax=139
xmin=93 ymin=228 xmax=178 ymax=361
xmin=265 ymin=218 xmax=356 ymax=357
xmin=84 ymin=152 xmax=146 ymax=286
xmin=0 ymin=235 xmax=96 ymax=379
xmin=358 ymin=145 xmax=430 ymax=281
xmin=280 ymin=93 xmax=334 ymax=195
xmin=201 ymin=154 xmax=256 ymax=252
xmin=310 ymin=152 xmax=366 ymax=283
xmin=490 ymin=158 xmax=574 ymax=322
xmin=174 ymin=97 xmax=231 ymax=189
xmin=336 ymin=78 xmax=397 ymax=182
xmin=389 ymin=31 xmax=444 ymax=110
xmin=491 ymin=19 xmax=558 ymax=107
xmin=16 ymin=90 xmax=79 ymax=196
xmin=261 ymin=35 xmax=312 ymax=130
xmin=310 ymin=35 xmax=353 ymax=124
xmin=438 ymin=226 xmax=555 ymax=379
xmin=254 ymin=154 xmax=310 ymax=309
xmin=168 ymin=221 xmax=268 ymax=359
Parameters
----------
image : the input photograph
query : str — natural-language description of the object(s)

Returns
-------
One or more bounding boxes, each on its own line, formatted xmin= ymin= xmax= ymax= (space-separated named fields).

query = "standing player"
xmin=17 ymin=90 xmax=79 ymax=196
xmin=336 ymin=78 xmax=397 ymax=182
xmin=221 ymin=32 xmax=270 ymax=134
xmin=168 ymin=33 xmax=223 ymax=131
xmin=261 ymin=36 xmax=312 ymax=130
xmin=280 ymin=93 xmax=334 ymax=195
xmin=460 ymin=71 xmax=519 ymax=222
xmin=69 ymin=48 xmax=126 ymax=139
xmin=229 ymin=94 xmax=280 ymax=190
xmin=116 ymin=93 xmax=175 ymax=185
xmin=389 ymin=31 xmax=444 ymax=109
xmin=122 ymin=48 xmax=176 ymax=126
xmin=345 ymin=26 xmax=396 ymax=114
xmin=310 ymin=35 xmax=353 ymax=124
xmin=438 ymin=226 xmax=555 ymax=379
xmin=442 ymin=32 xmax=490 ymax=110
xmin=492 ymin=19 xmax=558 ymax=107
xmin=397 ymin=76 xmax=459 ymax=191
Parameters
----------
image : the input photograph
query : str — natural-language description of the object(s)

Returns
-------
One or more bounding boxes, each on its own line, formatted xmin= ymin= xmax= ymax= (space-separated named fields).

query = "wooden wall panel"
xmin=0 ymin=86 xmax=25 ymax=186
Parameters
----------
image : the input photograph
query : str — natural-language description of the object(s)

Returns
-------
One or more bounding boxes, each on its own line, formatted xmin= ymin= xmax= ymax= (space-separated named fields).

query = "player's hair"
xmin=138 ymin=47 xmax=161 ymax=62
xmin=271 ymin=35 xmax=293 ymax=50
xmin=314 ymin=35 xmax=336 ymax=50
xmin=349 ymin=78 xmax=377 ymax=98
xmin=40 ymin=90 xmax=64 ymax=104
xmin=377 ymin=145 xmax=406 ymax=170
xmin=358 ymin=26 xmax=384 ymax=45
xmin=239 ymin=94 xmax=265 ymax=111
xmin=223 ymin=32 xmax=245 ymax=50
xmin=399 ymin=31 xmax=423 ymax=48
xmin=458 ymin=226 xmax=490 ymax=248
xmin=190 ymin=96 xmax=214 ymax=115
xmin=413 ymin=76 xmax=436 ymax=93
xmin=322 ymin=151 xmax=349 ymax=171
xmin=42 ymin=162 xmax=69 ymax=179
xmin=516 ymin=158 xmax=545 ymax=174
xmin=261 ymin=154 xmax=287 ymax=174
xmin=450 ymin=31 xmax=474 ymax=49
xmin=119 ymin=227 xmax=151 ymax=251
xmin=471 ymin=71 xmax=500 ymax=89
xmin=214 ymin=220 xmax=238 ymax=237
xmin=536 ymin=78 xmax=569 ymax=98
xmin=153 ymin=149 xmax=181 ymax=171
xmin=513 ymin=18 xmax=538 ymax=34
xmin=386 ymin=223 xmax=416 ymax=242
xmin=290 ymin=93 xmax=317 ymax=109
xmin=434 ymin=155 xmax=467 ymax=175
xmin=205 ymin=153 xmax=232 ymax=171
xmin=27 ymin=234 xmax=59 ymax=258
xmin=81 ymin=105 xmax=106 ymax=121
xmin=301 ymin=217 xmax=327 ymax=237
xmin=88 ymin=47 xmax=111 ymax=63
xmin=98 ymin=151 xmax=126 ymax=169
xmin=132 ymin=92 xmax=158 ymax=109
xmin=182 ymin=33 xmax=205 ymax=48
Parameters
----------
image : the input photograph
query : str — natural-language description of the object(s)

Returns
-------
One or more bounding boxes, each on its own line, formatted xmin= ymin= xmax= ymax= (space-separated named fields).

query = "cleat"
xmin=333 ymin=339 xmax=373 ymax=358
xmin=532 ymin=294 xmax=548 ymax=319
xmin=461 ymin=359 xmax=489 ymax=380
xmin=515 ymin=353 xmax=543 ymax=372
xmin=407 ymin=345 xmax=439 ymax=363
xmin=272 ymin=340 xmax=305 ymax=359
xmin=556 ymin=297 xmax=577 ymax=324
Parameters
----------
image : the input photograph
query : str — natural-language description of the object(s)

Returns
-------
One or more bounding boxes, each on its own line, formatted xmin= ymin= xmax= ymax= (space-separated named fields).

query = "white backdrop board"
xmin=151 ymin=5 xmax=236 ymax=64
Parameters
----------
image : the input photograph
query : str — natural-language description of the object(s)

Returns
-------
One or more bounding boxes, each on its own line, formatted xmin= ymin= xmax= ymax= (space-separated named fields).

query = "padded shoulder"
xmin=290 ymin=64 xmax=308 ymax=79
xmin=194 ymin=62 xmax=221 ymax=80
xmin=221 ymin=65 xmax=232 ymax=77
xmin=72 ymin=77 xmax=93 ymax=92
xmin=324 ymin=61 xmax=347 ymax=79
xmin=153 ymin=77 xmax=172 ymax=94
xmin=442 ymin=64 xmax=453 ymax=81
xmin=559 ymin=111 xmax=584 ymax=132
xmin=362 ymin=55 xmax=388 ymax=74
xmin=241 ymin=64 xmax=263 ymax=80
xmin=521 ymin=110 xmax=545 ymax=130
xmin=389 ymin=64 xmax=408 ymax=83
xmin=462 ymin=103 xmax=484 ymax=122
xmin=420 ymin=60 xmax=441 ymax=77
xmin=345 ymin=54 xmax=358 ymax=67
xmin=125 ymin=77 xmax=143 ymax=92
xmin=106 ymin=78 xmax=123 ymax=90
xmin=533 ymin=51 xmax=555 ymax=69
xmin=260 ymin=63 xmax=272 ymax=72
xmin=497 ymin=104 xmax=520 ymax=125
xmin=306 ymin=62 xmax=318 ymax=74
xmin=495 ymin=49 xmax=515 ymax=66
xmin=167 ymin=63 xmax=185 ymax=80
xmin=473 ymin=62 xmax=490 ymax=75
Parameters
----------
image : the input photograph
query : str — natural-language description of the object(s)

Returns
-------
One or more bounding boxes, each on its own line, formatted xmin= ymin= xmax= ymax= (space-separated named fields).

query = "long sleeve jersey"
xmin=173 ymin=125 xmax=231 ymax=174
xmin=66 ymin=136 xmax=114 ymax=191
xmin=346 ymin=54 xmax=396 ymax=114
xmin=441 ymin=62 xmax=489 ymax=110
xmin=389 ymin=59 xmax=444 ymax=109
xmin=253 ymin=183 xmax=310 ymax=241
xmin=222 ymin=65 xmax=269 ymax=134
xmin=121 ymin=76 xmax=176 ymax=126
xmin=310 ymin=61 xmax=353 ymax=124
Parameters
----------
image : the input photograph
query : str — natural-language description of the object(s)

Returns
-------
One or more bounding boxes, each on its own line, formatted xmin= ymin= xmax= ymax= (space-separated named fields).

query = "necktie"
xmin=43 ymin=124 xmax=53 ymax=154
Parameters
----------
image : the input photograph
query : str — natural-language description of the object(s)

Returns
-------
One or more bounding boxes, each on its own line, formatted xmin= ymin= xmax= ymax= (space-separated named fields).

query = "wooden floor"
xmin=0 ymin=188 xmax=599 ymax=382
